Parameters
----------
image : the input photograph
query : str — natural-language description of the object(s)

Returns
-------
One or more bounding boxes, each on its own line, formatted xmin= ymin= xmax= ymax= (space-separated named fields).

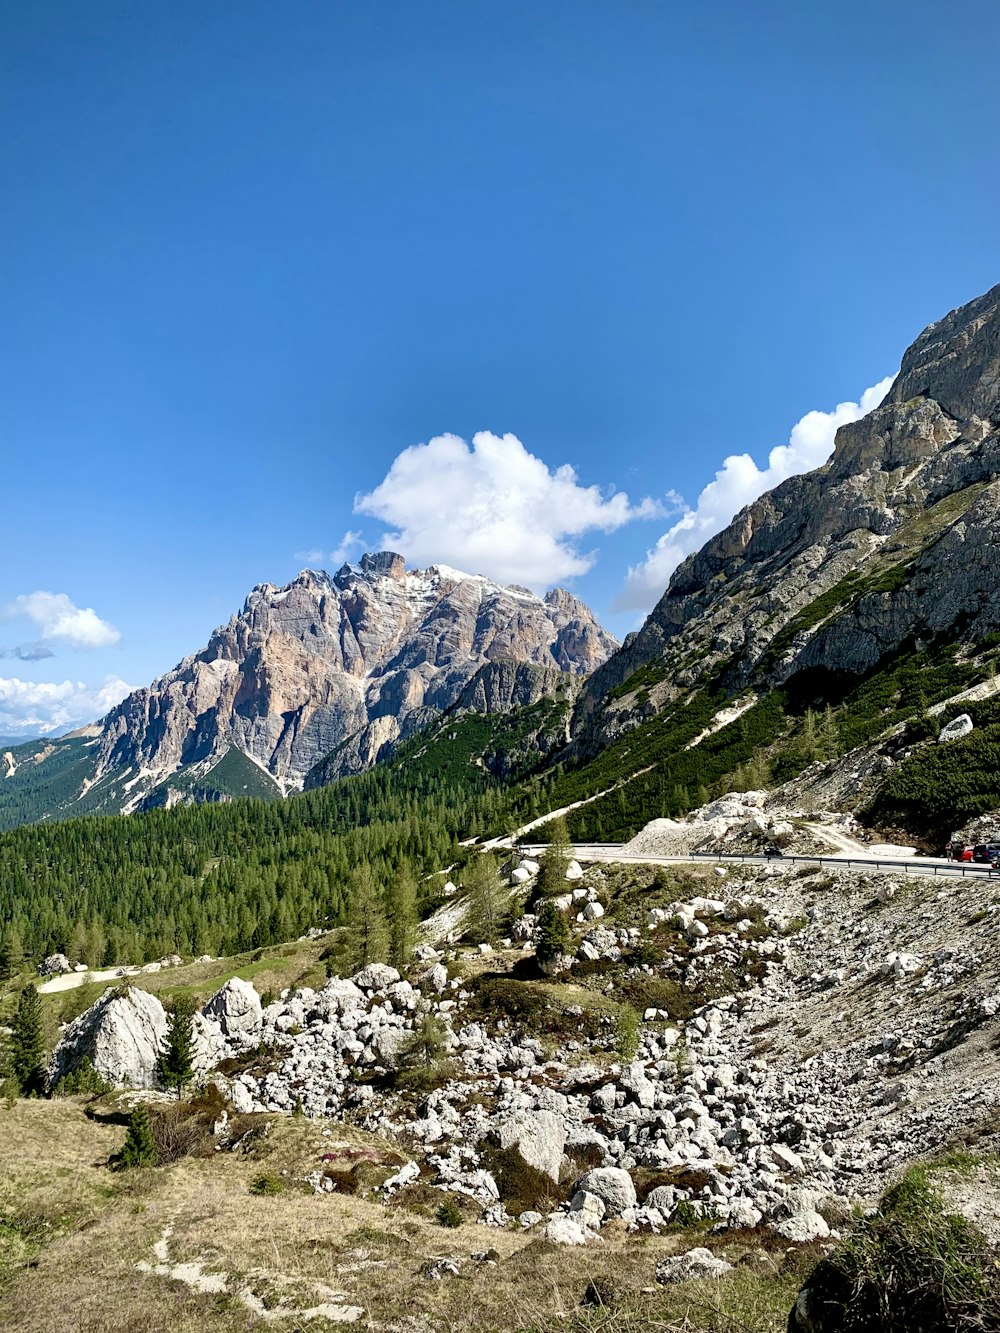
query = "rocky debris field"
xmin=621 ymin=789 xmax=870 ymax=859
xmin=49 ymin=846 xmax=1000 ymax=1258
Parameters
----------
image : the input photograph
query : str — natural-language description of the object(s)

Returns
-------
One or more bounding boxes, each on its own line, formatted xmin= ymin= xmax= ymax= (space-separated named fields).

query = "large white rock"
xmin=491 ymin=1108 xmax=567 ymax=1182
xmin=656 ymin=1248 xmax=733 ymax=1283
xmin=544 ymin=1214 xmax=591 ymax=1246
xmin=564 ymin=860 xmax=584 ymax=881
xmin=50 ymin=986 xmax=167 ymax=1089
xmin=313 ymin=977 xmax=365 ymax=1019
xmin=572 ymin=1167 xmax=636 ymax=1217
xmin=568 ymin=1190 xmax=606 ymax=1229
xmin=938 ymin=713 xmax=973 ymax=743
xmin=352 ymin=963 xmax=401 ymax=992
xmin=773 ymin=1208 xmax=830 ymax=1242
xmin=203 ymin=977 xmax=262 ymax=1047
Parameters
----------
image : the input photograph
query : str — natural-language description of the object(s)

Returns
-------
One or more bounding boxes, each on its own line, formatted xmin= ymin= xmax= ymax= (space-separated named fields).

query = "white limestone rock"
xmin=50 ymin=986 xmax=167 ymax=1089
xmin=572 ymin=1167 xmax=637 ymax=1217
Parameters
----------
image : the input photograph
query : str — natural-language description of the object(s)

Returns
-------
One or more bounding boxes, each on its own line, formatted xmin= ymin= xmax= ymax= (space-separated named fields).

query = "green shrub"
xmin=435 ymin=1196 xmax=464 ymax=1228
xmin=793 ymin=1168 xmax=1000 ymax=1331
xmin=615 ymin=1005 xmax=640 ymax=1062
xmin=901 ymin=712 xmax=942 ymax=745
xmin=249 ymin=1172 xmax=284 ymax=1197
xmin=52 ymin=1057 xmax=112 ymax=1097
xmin=116 ymin=1103 xmax=157 ymax=1169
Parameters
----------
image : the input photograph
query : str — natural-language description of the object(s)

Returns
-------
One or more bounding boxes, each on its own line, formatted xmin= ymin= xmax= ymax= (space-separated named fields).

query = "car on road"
xmin=949 ymin=843 xmax=974 ymax=862
xmin=972 ymin=842 xmax=1000 ymax=863
xmin=762 ymin=842 xmax=784 ymax=859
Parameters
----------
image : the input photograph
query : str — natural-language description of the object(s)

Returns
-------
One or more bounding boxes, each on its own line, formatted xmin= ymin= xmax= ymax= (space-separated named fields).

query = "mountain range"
xmin=3 ymin=280 xmax=1000 ymax=841
xmin=0 ymin=554 xmax=616 ymax=827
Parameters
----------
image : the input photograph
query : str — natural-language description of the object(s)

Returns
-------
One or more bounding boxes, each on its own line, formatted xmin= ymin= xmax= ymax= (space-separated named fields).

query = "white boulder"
xmin=572 ymin=1167 xmax=636 ymax=1217
xmin=938 ymin=714 xmax=973 ymax=743
xmin=50 ymin=986 xmax=167 ymax=1089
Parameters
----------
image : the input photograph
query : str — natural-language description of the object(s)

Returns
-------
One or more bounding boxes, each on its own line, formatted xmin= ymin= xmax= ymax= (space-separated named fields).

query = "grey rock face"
xmin=50 ymin=986 xmax=167 ymax=1089
xmin=576 ymin=283 xmax=1000 ymax=745
xmin=91 ymin=554 xmax=616 ymax=798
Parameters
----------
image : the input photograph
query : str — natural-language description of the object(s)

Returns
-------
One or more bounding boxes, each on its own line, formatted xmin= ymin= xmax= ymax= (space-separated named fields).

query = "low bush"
xmin=435 ymin=1197 xmax=464 ymax=1228
xmin=791 ymin=1168 xmax=1000 ymax=1331
xmin=249 ymin=1171 xmax=284 ymax=1197
xmin=480 ymin=1144 xmax=561 ymax=1216
xmin=51 ymin=1057 xmax=112 ymax=1098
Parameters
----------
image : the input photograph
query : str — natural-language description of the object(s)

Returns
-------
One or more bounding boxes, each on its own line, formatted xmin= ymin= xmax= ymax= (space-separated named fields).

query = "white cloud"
xmin=616 ymin=377 xmax=895 ymax=612
xmin=355 ymin=431 xmax=663 ymax=590
xmin=2 ymin=591 xmax=121 ymax=649
xmin=294 ymin=532 xmax=366 ymax=569
xmin=0 ymin=675 xmax=133 ymax=737
xmin=329 ymin=530 xmax=365 ymax=566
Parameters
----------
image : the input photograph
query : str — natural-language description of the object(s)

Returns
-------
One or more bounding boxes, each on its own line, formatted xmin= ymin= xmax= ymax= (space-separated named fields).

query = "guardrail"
xmin=516 ymin=845 xmax=1000 ymax=879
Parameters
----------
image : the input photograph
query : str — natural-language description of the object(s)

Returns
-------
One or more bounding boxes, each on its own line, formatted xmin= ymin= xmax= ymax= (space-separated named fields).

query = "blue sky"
xmin=3 ymin=0 xmax=999 ymax=735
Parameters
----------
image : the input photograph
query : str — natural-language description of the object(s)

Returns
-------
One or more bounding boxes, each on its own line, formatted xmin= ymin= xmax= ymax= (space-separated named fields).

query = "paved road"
xmin=517 ymin=843 xmax=998 ymax=881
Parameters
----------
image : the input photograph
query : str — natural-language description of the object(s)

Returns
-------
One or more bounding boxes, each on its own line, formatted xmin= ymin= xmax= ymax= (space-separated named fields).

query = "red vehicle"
xmin=949 ymin=843 xmax=974 ymax=862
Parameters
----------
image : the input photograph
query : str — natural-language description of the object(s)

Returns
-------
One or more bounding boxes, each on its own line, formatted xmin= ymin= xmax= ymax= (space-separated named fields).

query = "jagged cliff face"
xmin=95 ymin=553 xmax=617 ymax=792
xmin=579 ymin=283 xmax=1000 ymax=743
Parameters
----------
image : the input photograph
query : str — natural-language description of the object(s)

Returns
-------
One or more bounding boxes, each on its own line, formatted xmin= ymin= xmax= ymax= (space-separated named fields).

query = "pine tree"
xmin=535 ymin=899 xmax=569 ymax=966
xmin=462 ymin=853 xmax=506 ymax=945
xmin=0 ymin=924 xmax=23 ymax=982
xmin=385 ymin=862 xmax=419 ymax=969
xmin=346 ymin=867 xmax=389 ymax=970
xmin=11 ymin=984 xmax=46 ymax=1097
xmin=394 ymin=1013 xmax=450 ymax=1090
xmin=532 ymin=814 xmax=573 ymax=900
xmin=118 ymin=1103 xmax=157 ymax=1168
xmin=156 ymin=996 xmax=195 ymax=1097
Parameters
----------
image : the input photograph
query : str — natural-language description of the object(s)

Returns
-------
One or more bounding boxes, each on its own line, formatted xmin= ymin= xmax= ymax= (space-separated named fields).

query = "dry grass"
xmin=0 ymin=1097 xmax=810 ymax=1333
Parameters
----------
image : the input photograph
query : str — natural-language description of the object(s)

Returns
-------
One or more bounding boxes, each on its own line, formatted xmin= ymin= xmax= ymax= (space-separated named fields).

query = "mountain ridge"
xmin=0 ymin=555 xmax=616 ymax=827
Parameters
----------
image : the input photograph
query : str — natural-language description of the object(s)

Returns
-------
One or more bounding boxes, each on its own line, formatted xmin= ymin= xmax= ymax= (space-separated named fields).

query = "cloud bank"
xmin=355 ymin=431 xmax=662 ymax=590
xmin=0 ymin=675 xmax=134 ymax=738
xmin=2 ymin=592 xmax=121 ymax=650
xmin=617 ymin=377 xmax=895 ymax=612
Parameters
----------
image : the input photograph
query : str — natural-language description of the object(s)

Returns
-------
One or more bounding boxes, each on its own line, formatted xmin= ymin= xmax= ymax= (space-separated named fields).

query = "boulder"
xmin=938 ymin=713 xmax=973 ymax=743
xmin=352 ymin=963 xmax=401 ymax=992
xmin=568 ymin=1190 xmax=606 ymax=1229
xmin=423 ymin=963 xmax=449 ymax=994
xmin=39 ymin=953 xmax=74 ymax=976
xmin=203 ymin=977 xmax=262 ymax=1047
xmin=49 ymin=986 xmax=167 ymax=1089
xmin=881 ymin=951 xmax=922 ymax=978
xmin=544 ymin=1214 xmax=590 ymax=1245
xmin=572 ymin=1167 xmax=636 ymax=1217
xmin=565 ymin=860 xmax=584 ymax=881
xmin=656 ymin=1248 xmax=733 ymax=1283
xmin=313 ymin=977 xmax=365 ymax=1019
xmin=491 ymin=1108 xmax=566 ymax=1181
xmin=773 ymin=1208 xmax=830 ymax=1242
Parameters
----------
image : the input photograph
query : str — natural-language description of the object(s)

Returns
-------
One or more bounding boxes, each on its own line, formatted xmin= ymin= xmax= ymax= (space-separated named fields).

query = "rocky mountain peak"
xmin=90 ymin=552 xmax=617 ymax=804
xmin=578 ymin=281 xmax=1000 ymax=736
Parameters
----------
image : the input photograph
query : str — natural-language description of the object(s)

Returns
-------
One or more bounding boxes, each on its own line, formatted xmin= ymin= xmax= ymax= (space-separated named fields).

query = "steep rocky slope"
xmin=577 ymin=283 xmax=1000 ymax=746
xmin=0 ymin=555 xmax=615 ymax=825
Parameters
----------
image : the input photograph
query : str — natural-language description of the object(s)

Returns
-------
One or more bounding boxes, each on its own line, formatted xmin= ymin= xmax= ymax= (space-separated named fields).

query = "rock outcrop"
xmin=576 ymin=283 xmax=1000 ymax=746
xmin=49 ymin=986 xmax=167 ymax=1089
xmin=88 ymin=554 xmax=615 ymax=801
